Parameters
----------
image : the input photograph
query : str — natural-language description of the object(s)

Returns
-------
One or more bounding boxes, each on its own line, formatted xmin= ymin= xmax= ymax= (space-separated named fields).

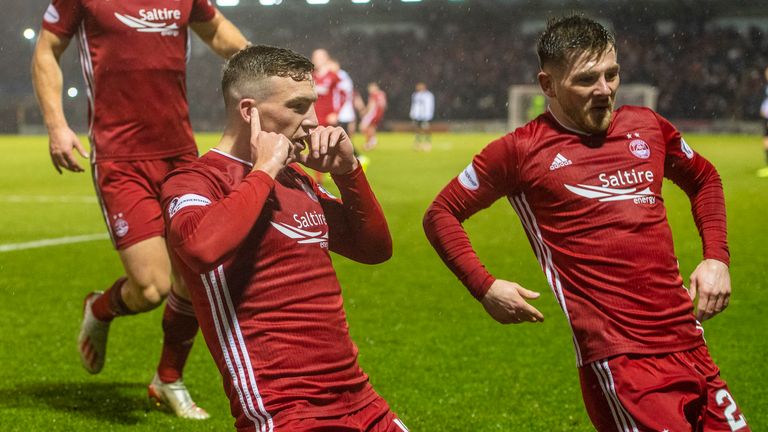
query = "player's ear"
xmin=538 ymin=71 xmax=556 ymax=98
xmin=238 ymin=98 xmax=256 ymax=124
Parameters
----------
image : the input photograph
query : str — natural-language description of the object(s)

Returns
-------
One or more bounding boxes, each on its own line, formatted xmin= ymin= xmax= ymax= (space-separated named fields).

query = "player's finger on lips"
xmin=319 ymin=129 xmax=331 ymax=155
xmin=328 ymin=128 xmax=342 ymax=148
xmin=309 ymin=131 xmax=321 ymax=158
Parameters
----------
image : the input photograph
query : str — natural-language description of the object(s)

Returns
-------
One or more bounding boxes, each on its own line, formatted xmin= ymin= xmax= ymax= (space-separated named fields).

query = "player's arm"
xmin=164 ymin=109 xmax=289 ymax=272
xmin=423 ymin=138 xmax=543 ymax=324
xmin=658 ymin=112 xmax=730 ymax=321
xmin=190 ymin=9 xmax=248 ymax=59
xmin=298 ymin=126 xmax=391 ymax=263
xmin=164 ymin=171 xmax=274 ymax=272
xmin=322 ymin=166 xmax=392 ymax=265
xmin=31 ymin=29 xmax=88 ymax=173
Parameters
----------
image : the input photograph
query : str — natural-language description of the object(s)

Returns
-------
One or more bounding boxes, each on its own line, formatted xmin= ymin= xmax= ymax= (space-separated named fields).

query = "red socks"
xmin=91 ymin=277 xmax=134 ymax=322
xmin=91 ymin=278 xmax=198 ymax=383
xmin=157 ymin=291 xmax=199 ymax=383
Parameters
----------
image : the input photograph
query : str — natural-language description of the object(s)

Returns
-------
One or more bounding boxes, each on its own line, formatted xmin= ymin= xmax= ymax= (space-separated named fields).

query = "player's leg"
xmin=148 ymin=270 xmax=209 ymax=419
xmin=84 ymin=158 xmax=207 ymax=418
xmin=143 ymin=155 xmax=208 ymax=419
xmin=758 ymin=123 xmax=768 ymax=177
xmin=360 ymin=112 xmax=376 ymax=151
xmin=368 ymin=126 xmax=378 ymax=150
xmin=117 ymin=237 xmax=173 ymax=311
xmin=412 ymin=120 xmax=422 ymax=150
xmin=688 ymin=345 xmax=751 ymax=431
xmin=363 ymin=127 xmax=375 ymax=150
xmin=364 ymin=123 xmax=379 ymax=151
xmin=578 ymin=353 xmax=705 ymax=431
xmin=81 ymin=160 xmax=170 ymax=373
xmin=421 ymin=121 xmax=432 ymax=151
xmin=80 ymin=239 xmax=171 ymax=374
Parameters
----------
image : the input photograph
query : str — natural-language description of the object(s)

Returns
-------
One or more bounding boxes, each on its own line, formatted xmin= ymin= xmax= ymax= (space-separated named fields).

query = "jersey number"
xmin=715 ymin=389 xmax=748 ymax=431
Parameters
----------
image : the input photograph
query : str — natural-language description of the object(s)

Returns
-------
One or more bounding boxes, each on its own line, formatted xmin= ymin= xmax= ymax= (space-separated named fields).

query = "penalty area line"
xmin=0 ymin=233 xmax=110 ymax=253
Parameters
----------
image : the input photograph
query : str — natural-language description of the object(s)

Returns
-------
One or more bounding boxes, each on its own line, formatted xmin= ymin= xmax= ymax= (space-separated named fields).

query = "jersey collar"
xmin=210 ymin=148 xmax=253 ymax=167
xmin=546 ymin=107 xmax=591 ymax=136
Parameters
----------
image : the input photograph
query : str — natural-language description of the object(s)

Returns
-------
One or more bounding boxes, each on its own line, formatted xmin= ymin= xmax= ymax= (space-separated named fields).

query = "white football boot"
xmin=78 ymin=291 xmax=110 ymax=374
xmin=148 ymin=374 xmax=210 ymax=420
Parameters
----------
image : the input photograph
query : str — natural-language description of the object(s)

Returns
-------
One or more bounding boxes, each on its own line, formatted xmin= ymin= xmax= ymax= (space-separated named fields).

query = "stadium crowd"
xmin=290 ymin=26 xmax=768 ymax=119
xmin=6 ymin=6 xmax=768 ymax=128
xmin=184 ymin=21 xmax=768 ymax=124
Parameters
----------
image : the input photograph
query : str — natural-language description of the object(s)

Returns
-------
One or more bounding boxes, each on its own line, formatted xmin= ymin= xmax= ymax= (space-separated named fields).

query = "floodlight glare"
xmin=67 ymin=87 xmax=79 ymax=98
xmin=306 ymin=0 xmax=330 ymax=4
xmin=351 ymin=0 xmax=371 ymax=3
xmin=216 ymin=0 xmax=240 ymax=6
xmin=260 ymin=0 xmax=283 ymax=4
xmin=23 ymin=28 xmax=36 ymax=40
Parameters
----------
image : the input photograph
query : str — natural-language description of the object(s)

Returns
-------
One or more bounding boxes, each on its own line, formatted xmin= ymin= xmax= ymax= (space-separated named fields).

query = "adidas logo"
xmin=549 ymin=153 xmax=572 ymax=171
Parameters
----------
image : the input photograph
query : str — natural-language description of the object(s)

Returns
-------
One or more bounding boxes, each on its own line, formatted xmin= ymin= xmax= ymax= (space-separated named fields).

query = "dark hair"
xmin=536 ymin=15 xmax=615 ymax=69
xmin=221 ymin=45 xmax=314 ymax=103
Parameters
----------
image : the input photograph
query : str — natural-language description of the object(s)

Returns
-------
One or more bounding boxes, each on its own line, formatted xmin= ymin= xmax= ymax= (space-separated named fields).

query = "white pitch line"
xmin=0 ymin=195 xmax=98 ymax=204
xmin=0 ymin=233 xmax=109 ymax=253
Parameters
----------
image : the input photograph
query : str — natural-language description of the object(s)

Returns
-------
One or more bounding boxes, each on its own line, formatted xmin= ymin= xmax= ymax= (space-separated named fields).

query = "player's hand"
xmin=49 ymin=126 xmax=88 ymax=174
xmin=480 ymin=279 xmax=544 ymax=324
xmin=688 ymin=259 xmax=731 ymax=321
xmin=248 ymin=107 xmax=291 ymax=178
xmin=298 ymin=126 xmax=358 ymax=175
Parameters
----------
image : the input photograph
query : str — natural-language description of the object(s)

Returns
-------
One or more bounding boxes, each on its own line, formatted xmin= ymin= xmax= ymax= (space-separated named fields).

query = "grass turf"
xmin=0 ymin=132 xmax=765 ymax=431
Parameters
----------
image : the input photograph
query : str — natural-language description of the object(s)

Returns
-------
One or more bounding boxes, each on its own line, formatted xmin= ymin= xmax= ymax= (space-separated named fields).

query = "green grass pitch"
xmin=0 ymin=132 xmax=765 ymax=431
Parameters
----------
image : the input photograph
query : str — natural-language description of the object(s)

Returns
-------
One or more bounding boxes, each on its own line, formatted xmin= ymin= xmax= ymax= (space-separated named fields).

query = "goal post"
xmin=507 ymin=84 xmax=659 ymax=131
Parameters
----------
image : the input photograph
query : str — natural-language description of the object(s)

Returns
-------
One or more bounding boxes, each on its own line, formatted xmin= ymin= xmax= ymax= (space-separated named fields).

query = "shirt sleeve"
xmin=41 ymin=0 xmax=84 ymax=39
xmin=162 ymin=168 xmax=275 ymax=273
xmin=306 ymin=165 xmax=392 ymax=265
xmin=190 ymin=0 xmax=217 ymax=23
xmin=423 ymin=136 xmax=518 ymax=299
xmin=656 ymin=112 xmax=730 ymax=265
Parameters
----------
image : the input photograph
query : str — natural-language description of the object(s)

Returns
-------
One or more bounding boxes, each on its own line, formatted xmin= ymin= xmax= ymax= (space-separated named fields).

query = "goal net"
xmin=507 ymin=84 xmax=658 ymax=131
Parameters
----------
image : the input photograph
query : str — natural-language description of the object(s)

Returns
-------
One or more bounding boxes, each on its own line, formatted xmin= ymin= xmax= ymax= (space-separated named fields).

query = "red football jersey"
xmin=41 ymin=0 xmax=216 ymax=162
xmin=360 ymin=90 xmax=387 ymax=128
xmin=369 ymin=90 xmax=387 ymax=117
xmin=424 ymin=106 xmax=728 ymax=366
xmin=313 ymin=69 xmax=341 ymax=126
xmin=162 ymin=150 xmax=391 ymax=430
